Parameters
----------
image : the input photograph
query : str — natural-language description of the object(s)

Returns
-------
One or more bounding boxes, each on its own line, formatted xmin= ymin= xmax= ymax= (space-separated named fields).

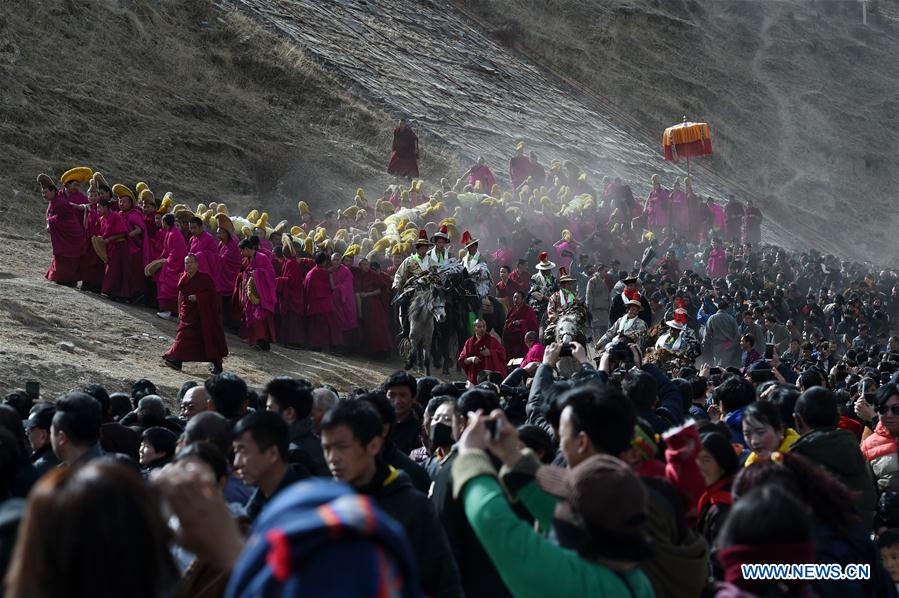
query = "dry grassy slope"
xmin=0 ymin=0 xmax=461 ymax=236
xmin=459 ymin=0 xmax=899 ymax=260
xmin=0 ymin=0 xmax=466 ymax=400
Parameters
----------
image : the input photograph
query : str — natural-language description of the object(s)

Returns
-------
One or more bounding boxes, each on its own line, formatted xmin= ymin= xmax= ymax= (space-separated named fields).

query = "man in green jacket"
xmin=451 ymin=407 xmax=655 ymax=597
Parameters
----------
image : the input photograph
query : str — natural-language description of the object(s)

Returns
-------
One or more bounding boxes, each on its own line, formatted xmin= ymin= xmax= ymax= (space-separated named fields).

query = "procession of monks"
xmin=39 ymin=131 xmax=765 ymax=375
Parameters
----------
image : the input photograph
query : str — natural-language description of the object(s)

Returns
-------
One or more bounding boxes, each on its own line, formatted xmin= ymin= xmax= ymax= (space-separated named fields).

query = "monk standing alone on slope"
xmin=387 ymin=118 xmax=419 ymax=179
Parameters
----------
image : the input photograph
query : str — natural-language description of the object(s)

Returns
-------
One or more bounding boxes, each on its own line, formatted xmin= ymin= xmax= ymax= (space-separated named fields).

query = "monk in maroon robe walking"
xmin=275 ymin=237 xmax=307 ymax=347
xmin=42 ymin=179 xmax=86 ymax=286
xmin=387 ymin=119 xmax=419 ymax=178
xmin=163 ymin=254 xmax=228 ymax=374
xmin=238 ymin=237 xmax=278 ymax=351
xmin=355 ymin=258 xmax=394 ymax=357
xmin=304 ymin=252 xmax=343 ymax=352
xmin=97 ymin=200 xmax=133 ymax=300
xmin=459 ymin=319 xmax=508 ymax=383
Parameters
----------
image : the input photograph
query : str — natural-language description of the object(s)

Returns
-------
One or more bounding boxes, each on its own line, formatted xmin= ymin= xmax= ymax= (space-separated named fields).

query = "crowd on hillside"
xmin=19 ymin=121 xmax=899 ymax=597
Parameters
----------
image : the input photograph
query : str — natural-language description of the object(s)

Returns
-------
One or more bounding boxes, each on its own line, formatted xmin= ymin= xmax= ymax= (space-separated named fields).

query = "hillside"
xmin=0 ymin=0 xmax=462 ymax=234
xmin=455 ymin=0 xmax=899 ymax=260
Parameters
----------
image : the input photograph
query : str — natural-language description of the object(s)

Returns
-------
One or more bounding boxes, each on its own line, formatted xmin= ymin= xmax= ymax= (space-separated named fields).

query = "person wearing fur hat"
xmin=596 ymin=297 xmax=648 ymax=349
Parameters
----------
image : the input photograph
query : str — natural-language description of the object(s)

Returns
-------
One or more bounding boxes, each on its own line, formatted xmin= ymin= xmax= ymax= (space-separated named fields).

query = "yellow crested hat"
xmin=342 ymin=206 xmax=359 ymax=219
xmin=343 ymin=244 xmax=361 ymax=259
xmin=247 ymin=209 xmax=259 ymax=222
xmin=303 ymin=237 xmax=314 ymax=255
xmin=254 ymin=212 xmax=269 ymax=230
xmin=157 ymin=192 xmax=173 ymax=215
xmin=355 ymin=188 xmax=365 ymax=200
xmin=376 ymin=199 xmax=394 ymax=213
xmin=216 ymin=203 xmax=229 ymax=216
xmin=111 ymin=184 xmax=135 ymax=200
xmin=297 ymin=201 xmax=310 ymax=216
xmin=61 ymin=167 xmax=93 ymax=185
xmin=241 ymin=225 xmax=253 ymax=239
xmin=135 ymin=181 xmax=150 ymax=195
xmin=139 ymin=189 xmax=155 ymax=206
xmin=290 ymin=225 xmax=302 ymax=237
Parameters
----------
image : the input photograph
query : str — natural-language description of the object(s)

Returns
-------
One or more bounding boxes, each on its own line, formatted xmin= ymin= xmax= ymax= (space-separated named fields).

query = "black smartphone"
xmin=559 ymin=343 xmax=573 ymax=357
xmin=25 ymin=380 xmax=39 ymax=401
xmin=709 ymin=367 xmax=723 ymax=376
xmin=764 ymin=344 xmax=774 ymax=360
xmin=484 ymin=419 xmax=502 ymax=441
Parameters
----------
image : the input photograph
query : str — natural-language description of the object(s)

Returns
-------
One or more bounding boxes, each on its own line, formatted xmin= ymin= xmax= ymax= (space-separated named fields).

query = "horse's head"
xmin=430 ymin=285 xmax=447 ymax=323
xmin=556 ymin=314 xmax=579 ymax=345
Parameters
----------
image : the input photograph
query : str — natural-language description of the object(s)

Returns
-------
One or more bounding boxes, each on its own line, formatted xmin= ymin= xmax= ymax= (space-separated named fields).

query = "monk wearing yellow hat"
xmin=39 ymin=173 xmax=86 ymax=286
xmin=509 ymin=142 xmax=533 ymax=192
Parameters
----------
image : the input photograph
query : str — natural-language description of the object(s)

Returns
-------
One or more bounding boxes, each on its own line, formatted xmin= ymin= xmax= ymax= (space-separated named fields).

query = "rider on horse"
xmin=543 ymin=267 xmax=588 ymax=345
xmin=528 ymin=251 xmax=556 ymax=324
xmin=392 ymin=229 xmax=434 ymax=338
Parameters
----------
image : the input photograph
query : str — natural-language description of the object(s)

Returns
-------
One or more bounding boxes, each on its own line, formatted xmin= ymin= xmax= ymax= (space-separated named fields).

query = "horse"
xmin=401 ymin=283 xmax=447 ymax=376
xmin=433 ymin=265 xmax=478 ymax=376
xmin=544 ymin=302 xmax=589 ymax=378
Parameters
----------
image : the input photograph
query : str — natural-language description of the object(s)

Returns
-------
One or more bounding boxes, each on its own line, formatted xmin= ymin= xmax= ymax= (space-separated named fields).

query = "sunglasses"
xmin=876 ymin=404 xmax=899 ymax=416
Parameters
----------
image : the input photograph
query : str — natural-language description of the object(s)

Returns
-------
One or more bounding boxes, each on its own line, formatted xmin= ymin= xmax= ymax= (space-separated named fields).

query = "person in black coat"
xmin=321 ymin=400 xmax=462 ymax=598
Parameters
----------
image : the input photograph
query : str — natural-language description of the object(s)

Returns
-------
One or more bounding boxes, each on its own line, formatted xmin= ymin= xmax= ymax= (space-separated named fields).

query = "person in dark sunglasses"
xmin=861 ymin=383 xmax=899 ymax=501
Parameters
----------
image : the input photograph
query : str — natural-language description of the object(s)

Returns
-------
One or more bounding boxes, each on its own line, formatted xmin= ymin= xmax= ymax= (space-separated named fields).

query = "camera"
xmin=607 ymin=340 xmax=633 ymax=365
xmin=559 ymin=343 xmax=573 ymax=357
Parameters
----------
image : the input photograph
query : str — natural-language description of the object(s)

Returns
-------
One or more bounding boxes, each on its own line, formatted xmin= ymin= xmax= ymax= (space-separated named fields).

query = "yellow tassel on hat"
xmin=156 ymin=192 xmax=173 ymax=215
xmin=135 ymin=182 xmax=150 ymax=195
xmin=297 ymin=201 xmax=310 ymax=216
xmin=111 ymin=184 xmax=135 ymax=200
xmin=61 ymin=167 xmax=93 ymax=185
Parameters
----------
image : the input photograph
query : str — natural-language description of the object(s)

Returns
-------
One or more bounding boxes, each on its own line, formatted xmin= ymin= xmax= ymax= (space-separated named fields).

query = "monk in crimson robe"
xmin=332 ymin=254 xmax=358 ymax=345
xmin=155 ymin=214 xmax=187 ymax=317
xmin=459 ymin=319 xmax=508 ymax=383
xmin=238 ymin=238 xmax=277 ymax=350
xmin=669 ymin=177 xmax=690 ymax=236
xmin=304 ymin=252 xmax=343 ymax=352
xmin=355 ymin=259 xmax=394 ymax=357
xmin=509 ymin=143 xmax=532 ymax=191
xmin=502 ymin=292 xmax=539 ymax=360
xmin=275 ymin=238 xmax=306 ymax=348
xmin=644 ymin=175 xmax=670 ymax=230
xmin=216 ymin=217 xmax=242 ymax=329
xmin=80 ymin=194 xmax=105 ymax=293
xmin=96 ymin=200 xmax=133 ymax=300
xmin=163 ymin=254 xmax=228 ymax=374
xmin=386 ymin=119 xmax=419 ymax=178
xmin=188 ymin=217 xmax=227 ymax=296
xmin=466 ymin=157 xmax=496 ymax=191
xmin=43 ymin=182 xmax=86 ymax=286
xmin=118 ymin=193 xmax=149 ymax=301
